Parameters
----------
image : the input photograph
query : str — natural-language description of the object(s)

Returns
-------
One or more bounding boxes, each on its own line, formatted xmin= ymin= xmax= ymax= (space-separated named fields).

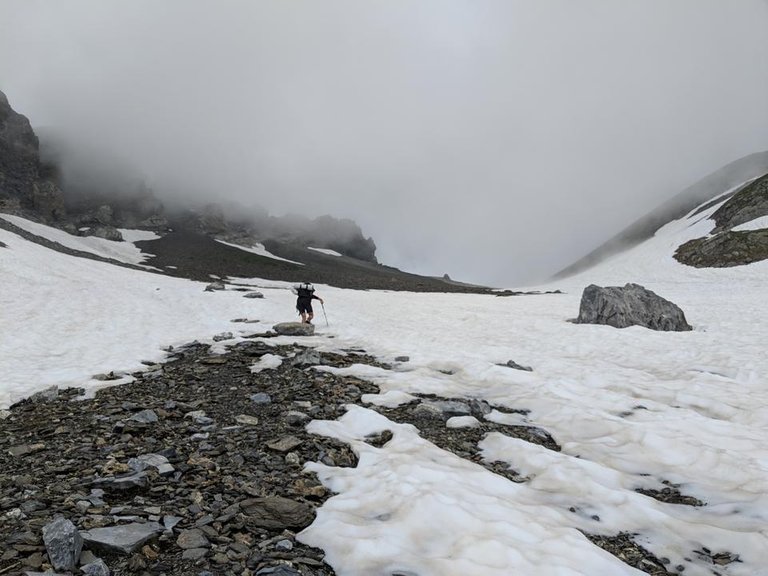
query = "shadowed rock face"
xmin=575 ymin=283 xmax=692 ymax=331
xmin=0 ymin=90 xmax=67 ymax=221
xmin=675 ymin=173 xmax=768 ymax=268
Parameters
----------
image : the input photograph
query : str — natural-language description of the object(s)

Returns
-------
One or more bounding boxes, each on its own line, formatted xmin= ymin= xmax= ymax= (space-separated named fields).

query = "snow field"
xmin=2 ymin=190 xmax=768 ymax=575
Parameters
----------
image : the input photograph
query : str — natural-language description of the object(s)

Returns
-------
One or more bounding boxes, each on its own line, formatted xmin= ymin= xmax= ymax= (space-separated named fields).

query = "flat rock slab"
xmin=272 ymin=322 xmax=315 ymax=336
xmin=176 ymin=528 xmax=210 ymax=549
xmin=80 ymin=522 xmax=162 ymax=555
xmin=241 ymin=496 xmax=315 ymax=530
xmin=266 ymin=436 xmax=303 ymax=453
xmin=234 ymin=414 xmax=260 ymax=426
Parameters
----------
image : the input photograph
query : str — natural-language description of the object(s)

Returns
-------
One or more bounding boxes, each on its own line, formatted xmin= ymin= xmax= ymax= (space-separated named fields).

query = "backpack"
xmin=296 ymin=282 xmax=314 ymax=299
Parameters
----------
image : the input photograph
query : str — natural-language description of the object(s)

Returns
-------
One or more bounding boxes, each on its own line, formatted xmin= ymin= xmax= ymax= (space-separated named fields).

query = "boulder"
xmin=575 ymin=283 xmax=692 ymax=331
xmin=42 ymin=517 xmax=83 ymax=571
xmin=272 ymin=322 xmax=315 ymax=336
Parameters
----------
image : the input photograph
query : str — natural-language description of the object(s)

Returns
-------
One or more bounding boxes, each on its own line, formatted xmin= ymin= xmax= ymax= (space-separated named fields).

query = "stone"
xmin=421 ymin=400 xmax=471 ymax=418
xmin=235 ymin=414 xmax=260 ymax=426
xmin=290 ymin=349 xmax=322 ymax=366
xmin=275 ymin=539 xmax=293 ymax=551
xmin=163 ymin=516 xmax=183 ymax=531
xmin=128 ymin=453 xmax=175 ymax=476
xmin=128 ymin=409 xmax=158 ymax=424
xmin=394 ymin=356 xmax=410 ymax=362
xmin=213 ymin=332 xmax=234 ymax=342
xmin=94 ymin=471 xmax=147 ymax=491
xmin=256 ymin=566 xmax=301 ymax=576
xmin=266 ymin=436 xmax=303 ymax=453
xmin=87 ymin=225 xmax=123 ymax=241
xmin=177 ymin=529 xmax=210 ymax=550
xmin=8 ymin=444 xmax=38 ymax=457
xmin=243 ymin=291 xmax=264 ymax=299
xmin=81 ymin=558 xmax=111 ymax=576
xmin=272 ymin=322 xmax=315 ymax=336
xmin=575 ymin=283 xmax=692 ymax=331
xmin=499 ymin=359 xmax=533 ymax=372
xmin=182 ymin=548 xmax=209 ymax=561
xmin=0 ymin=409 xmax=10 ymax=420
xmin=285 ymin=411 xmax=310 ymax=426
xmin=29 ymin=386 xmax=59 ymax=403
xmin=241 ymin=496 xmax=315 ymax=530
xmin=80 ymin=522 xmax=162 ymax=554
xmin=204 ymin=281 xmax=226 ymax=292
xmin=42 ymin=517 xmax=83 ymax=571
xmin=250 ymin=393 xmax=272 ymax=404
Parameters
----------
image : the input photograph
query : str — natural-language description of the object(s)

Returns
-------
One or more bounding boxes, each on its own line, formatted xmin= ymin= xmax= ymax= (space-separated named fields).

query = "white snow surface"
xmin=308 ymin=246 xmax=342 ymax=257
xmin=732 ymin=215 xmax=768 ymax=232
xmin=1 ymin=213 xmax=159 ymax=265
xmin=2 ymin=190 xmax=768 ymax=575
xmin=215 ymin=239 xmax=304 ymax=265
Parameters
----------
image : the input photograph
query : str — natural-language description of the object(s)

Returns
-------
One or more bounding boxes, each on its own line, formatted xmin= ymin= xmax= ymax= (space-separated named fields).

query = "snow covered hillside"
xmin=1 ymin=180 xmax=767 ymax=575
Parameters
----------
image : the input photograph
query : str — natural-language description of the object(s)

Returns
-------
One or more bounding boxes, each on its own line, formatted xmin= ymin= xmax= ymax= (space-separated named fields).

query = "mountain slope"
xmin=555 ymin=152 xmax=768 ymax=278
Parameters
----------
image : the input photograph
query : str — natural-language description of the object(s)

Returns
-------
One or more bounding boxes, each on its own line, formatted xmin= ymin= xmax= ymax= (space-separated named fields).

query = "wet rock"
xmin=80 ymin=522 xmax=162 ymax=555
xmin=273 ymin=322 xmax=315 ymax=336
xmin=394 ymin=356 xmax=410 ymax=362
xmin=244 ymin=291 xmax=264 ymax=298
xmin=256 ymin=566 xmax=302 ymax=576
xmin=42 ymin=517 xmax=83 ymax=571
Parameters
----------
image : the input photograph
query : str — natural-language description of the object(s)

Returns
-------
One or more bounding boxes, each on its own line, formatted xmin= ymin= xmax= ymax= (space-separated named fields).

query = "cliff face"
xmin=0 ymin=90 xmax=377 ymax=262
xmin=0 ymin=91 xmax=66 ymax=221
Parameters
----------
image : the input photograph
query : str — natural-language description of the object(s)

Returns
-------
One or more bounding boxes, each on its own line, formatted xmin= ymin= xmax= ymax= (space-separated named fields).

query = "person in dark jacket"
xmin=292 ymin=282 xmax=324 ymax=324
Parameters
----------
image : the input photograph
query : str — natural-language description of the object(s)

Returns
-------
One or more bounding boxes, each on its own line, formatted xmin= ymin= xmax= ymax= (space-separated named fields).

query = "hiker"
xmin=292 ymin=282 xmax=324 ymax=324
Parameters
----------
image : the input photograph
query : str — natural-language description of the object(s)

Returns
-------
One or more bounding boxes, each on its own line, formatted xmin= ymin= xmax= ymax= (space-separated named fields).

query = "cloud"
xmin=1 ymin=0 xmax=767 ymax=285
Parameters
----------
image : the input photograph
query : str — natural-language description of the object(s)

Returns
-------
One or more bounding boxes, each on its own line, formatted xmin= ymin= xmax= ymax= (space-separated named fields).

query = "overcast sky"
xmin=1 ymin=1 xmax=767 ymax=286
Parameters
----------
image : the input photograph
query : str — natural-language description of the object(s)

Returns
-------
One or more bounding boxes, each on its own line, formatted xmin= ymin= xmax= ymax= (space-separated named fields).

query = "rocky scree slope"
xmin=0 ymin=327 xmax=723 ymax=576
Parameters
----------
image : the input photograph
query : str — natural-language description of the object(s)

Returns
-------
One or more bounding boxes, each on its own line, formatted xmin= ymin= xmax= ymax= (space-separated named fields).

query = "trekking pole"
xmin=321 ymin=302 xmax=329 ymax=327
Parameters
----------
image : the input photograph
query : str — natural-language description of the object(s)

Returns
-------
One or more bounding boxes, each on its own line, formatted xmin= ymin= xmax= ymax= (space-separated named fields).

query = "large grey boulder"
xmin=272 ymin=322 xmax=315 ymax=336
xmin=42 ymin=517 xmax=83 ymax=571
xmin=575 ymin=283 xmax=692 ymax=331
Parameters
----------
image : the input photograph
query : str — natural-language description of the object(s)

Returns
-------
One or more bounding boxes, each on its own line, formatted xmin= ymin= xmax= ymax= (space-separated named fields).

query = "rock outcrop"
xmin=0 ymin=90 xmax=66 ymax=221
xmin=675 ymin=173 xmax=768 ymax=267
xmin=575 ymin=283 xmax=692 ymax=331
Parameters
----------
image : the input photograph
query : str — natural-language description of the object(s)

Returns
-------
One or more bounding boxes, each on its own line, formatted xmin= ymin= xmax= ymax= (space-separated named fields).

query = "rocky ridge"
xmin=675 ymin=173 xmax=768 ymax=267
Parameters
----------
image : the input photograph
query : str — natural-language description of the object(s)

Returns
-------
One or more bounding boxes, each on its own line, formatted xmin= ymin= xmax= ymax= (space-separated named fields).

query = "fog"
xmin=1 ymin=1 xmax=767 ymax=286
